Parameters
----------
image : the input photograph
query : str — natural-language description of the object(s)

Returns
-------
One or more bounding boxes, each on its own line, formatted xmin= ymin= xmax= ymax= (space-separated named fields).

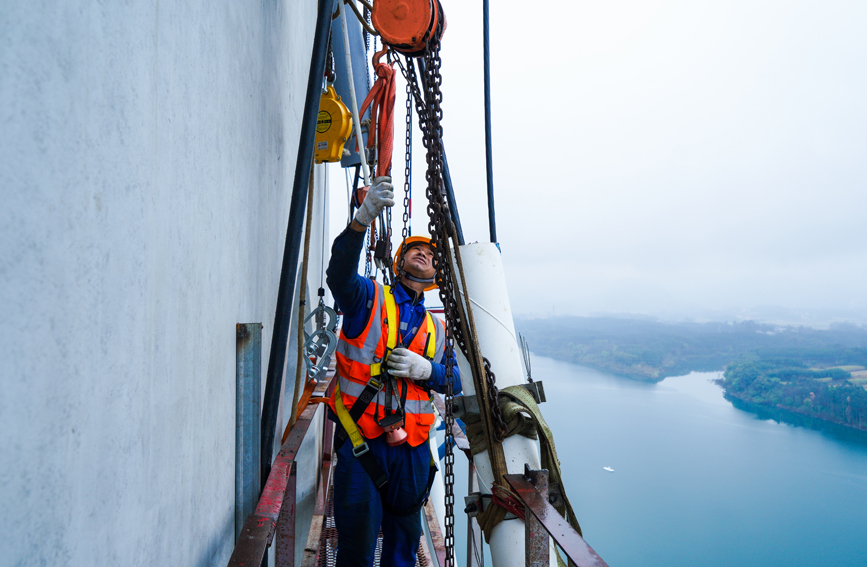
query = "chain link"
xmin=419 ymin=44 xmax=461 ymax=567
xmin=402 ymin=81 xmax=412 ymax=241
xmin=364 ymin=225 xmax=372 ymax=278
xmin=393 ymin=72 xmax=414 ymax=284
xmin=392 ymin=40 xmax=505 ymax=567
xmin=483 ymin=357 xmax=508 ymax=441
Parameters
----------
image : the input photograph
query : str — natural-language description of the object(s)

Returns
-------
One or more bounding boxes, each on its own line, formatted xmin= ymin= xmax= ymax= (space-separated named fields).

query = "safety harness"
xmin=333 ymin=284 xmax=438 ymax=516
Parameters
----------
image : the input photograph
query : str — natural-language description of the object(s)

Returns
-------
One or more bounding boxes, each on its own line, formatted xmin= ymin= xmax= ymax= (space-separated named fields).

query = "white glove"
xmin=354 ymin=176 xmax=394 ymax=227
xmin=387 ymin=347 xmax=432 ymax=381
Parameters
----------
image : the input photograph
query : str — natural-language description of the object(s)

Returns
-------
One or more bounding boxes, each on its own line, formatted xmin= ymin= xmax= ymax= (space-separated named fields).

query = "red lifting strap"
xmin=359 ymin=48 xmax=397 ymax=177
xmin=491 ymin=484 xmax=526 ymax=521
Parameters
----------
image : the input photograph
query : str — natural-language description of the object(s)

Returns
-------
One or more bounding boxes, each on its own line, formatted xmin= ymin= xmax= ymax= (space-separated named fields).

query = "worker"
xmin=326 ymin=175 xmax=462 ymax=567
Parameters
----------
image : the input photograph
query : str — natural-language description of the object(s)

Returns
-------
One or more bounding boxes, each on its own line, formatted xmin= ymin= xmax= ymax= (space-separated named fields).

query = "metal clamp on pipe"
xmin=450 ymin=394 xmax=479 ymax=420
xmin=464 ymin=492 xmax=492 ymax=518
xmin=520 ymin=381 xmax=546 ymax=404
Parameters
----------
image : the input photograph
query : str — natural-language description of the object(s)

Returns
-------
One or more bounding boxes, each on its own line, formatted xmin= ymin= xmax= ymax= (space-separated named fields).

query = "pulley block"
xmin=373 ymin=238 xmax=391 ymax=273
xmin=371 ymin=0 xmax=446 ymax=57
xmin=314 ymin=85 xmax=353 ymax=164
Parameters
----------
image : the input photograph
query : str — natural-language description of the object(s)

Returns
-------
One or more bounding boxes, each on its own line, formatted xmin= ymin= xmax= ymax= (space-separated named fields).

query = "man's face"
xmin=402 ymin=244 xmax=435 ymax=280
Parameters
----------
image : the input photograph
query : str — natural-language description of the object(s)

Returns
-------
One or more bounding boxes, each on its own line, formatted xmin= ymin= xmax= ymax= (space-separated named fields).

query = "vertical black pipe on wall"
xmin=260 ymin=0 xmax=336 ymax=491
xmin=482 ymin=0 xmax=497 ymax=243
xmin=441 ymin=151 xmax=465 ymax=245
xmin=416 ymin=58 xmax=464 ymax=244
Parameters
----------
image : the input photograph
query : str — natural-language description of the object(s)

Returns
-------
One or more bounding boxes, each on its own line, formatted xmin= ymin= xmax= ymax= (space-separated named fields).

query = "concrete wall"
xmin=0 ymin=1 xmax=326 ymax=564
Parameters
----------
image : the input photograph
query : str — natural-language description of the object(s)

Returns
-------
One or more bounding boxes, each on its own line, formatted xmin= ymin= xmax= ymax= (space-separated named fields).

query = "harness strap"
xmin=332 ymin=284 xmax=439 ymax=516
xmin=334 ymin=382 xmax=389 ymax=490
xmin=333 ymin=382 xmax=437 ymax=516
xmin=423 ymin=312 xmax=436 ymax=360
xmin=382 ymin=285 xmax=399 ymax=352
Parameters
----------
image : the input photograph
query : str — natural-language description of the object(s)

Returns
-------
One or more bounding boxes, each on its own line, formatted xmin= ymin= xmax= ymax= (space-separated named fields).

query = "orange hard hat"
xmin=393 ymin=236 xmax=437 ymax=291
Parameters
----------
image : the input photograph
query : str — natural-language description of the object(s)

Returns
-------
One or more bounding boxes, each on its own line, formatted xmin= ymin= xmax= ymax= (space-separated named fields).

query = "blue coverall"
xmin=326 ymin=226 xmax=461 ymax=567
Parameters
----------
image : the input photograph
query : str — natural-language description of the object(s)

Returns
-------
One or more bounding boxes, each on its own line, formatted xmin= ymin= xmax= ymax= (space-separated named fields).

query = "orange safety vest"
xmin=329 ymin=283 xmax=446 ymax=447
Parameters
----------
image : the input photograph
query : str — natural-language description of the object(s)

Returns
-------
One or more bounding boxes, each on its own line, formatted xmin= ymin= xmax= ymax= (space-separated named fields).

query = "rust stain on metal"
xmin=524 ymin=469 xmax=550 ymax=567
xmin=227 ymin=515 xmax=276 ymax=567
xmin=276 ymin=460 xmax=298 ymax=567
xmin=227 ymin=402 xmax=320 ymax=566
xmin=236 ymin=322 xmax=262 ymax=346
xmin=423 ymin=500 xmax=448 ymax=567
xmin=504 ymin=473 xmax=609 ymax=567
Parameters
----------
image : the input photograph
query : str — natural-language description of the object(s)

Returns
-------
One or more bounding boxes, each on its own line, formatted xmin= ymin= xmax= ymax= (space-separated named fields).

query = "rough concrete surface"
xmin=0 ymin=1 xmax=325 ymax=564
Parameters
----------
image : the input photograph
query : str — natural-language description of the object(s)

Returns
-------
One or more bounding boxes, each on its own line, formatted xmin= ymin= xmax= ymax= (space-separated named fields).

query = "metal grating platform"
xmin=314 ymin=485 xmax=430 ymax=567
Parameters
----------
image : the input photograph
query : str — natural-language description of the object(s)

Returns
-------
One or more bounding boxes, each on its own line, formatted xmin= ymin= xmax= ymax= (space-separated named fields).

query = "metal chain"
xmin=414 ymin=44 xmax=511 ymax=565
xmin=393 ymin=72 xmax=414 ymax=284
xmin=483 ymin=357 xmax=508 ymax=441
xmin=363 ymin=226 xmax=371 ymax=278
xmin=384 ymin=206 xmax=393 ymax=288
xmin=363 ymin=6 xmax=370 ymax=51
xmin=417 ymin=43 xmax=461 ymax=567
xmin=391 ymin=39 xmax=506 ymax=566
xmin=402 ymin=80 xmax=412 ymax=241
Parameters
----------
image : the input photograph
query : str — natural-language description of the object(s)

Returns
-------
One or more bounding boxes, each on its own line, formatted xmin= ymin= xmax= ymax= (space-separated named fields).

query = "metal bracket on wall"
xmin=236 ymin=322 xmax=263 ymax=541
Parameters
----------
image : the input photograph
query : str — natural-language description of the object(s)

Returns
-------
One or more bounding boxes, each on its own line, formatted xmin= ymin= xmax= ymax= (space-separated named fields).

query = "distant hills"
xmin=514 ymin=316 xmax=867 ymax=381
xmin=515 ymin=316 xmax=867 ymax=430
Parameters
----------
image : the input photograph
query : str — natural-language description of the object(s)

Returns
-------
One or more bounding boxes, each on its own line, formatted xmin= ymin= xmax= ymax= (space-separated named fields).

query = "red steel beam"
xmin=227 ymin=402 xmax=320 ymax=567
xmin=503 ymin=474 xmax=609 ymax=567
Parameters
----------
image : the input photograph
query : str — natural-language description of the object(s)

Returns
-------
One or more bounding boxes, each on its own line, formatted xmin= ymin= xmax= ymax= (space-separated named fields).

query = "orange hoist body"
xmin=314 ymin=86 xmax=353 ymax=164
xmin=371 ymin=0 xmax=446 ymax=56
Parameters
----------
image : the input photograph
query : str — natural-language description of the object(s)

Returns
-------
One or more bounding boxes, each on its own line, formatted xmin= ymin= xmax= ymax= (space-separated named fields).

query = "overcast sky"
xmin=331 ymin=0 xmax=867 ymax=322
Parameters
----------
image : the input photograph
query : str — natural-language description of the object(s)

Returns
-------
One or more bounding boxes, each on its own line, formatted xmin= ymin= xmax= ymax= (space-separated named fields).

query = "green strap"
xmin=498 ymin=385 xmax=583 ymax=565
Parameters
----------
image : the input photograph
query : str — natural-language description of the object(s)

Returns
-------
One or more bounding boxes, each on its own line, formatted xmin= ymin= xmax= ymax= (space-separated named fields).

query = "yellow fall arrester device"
xmin=314 ymin=85 xmax=353 ymax=164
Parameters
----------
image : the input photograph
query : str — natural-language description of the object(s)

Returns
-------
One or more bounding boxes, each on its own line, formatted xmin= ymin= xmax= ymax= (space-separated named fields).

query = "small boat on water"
xmin=604 ymin=467 xmax=615 ymax=472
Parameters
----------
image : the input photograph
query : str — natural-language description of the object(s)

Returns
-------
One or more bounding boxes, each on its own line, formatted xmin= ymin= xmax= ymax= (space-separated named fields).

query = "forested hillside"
xmin=515 ymin=316 xmax=867 ymax=430
xmin=723 ymin=349 xmax=867 ymax=430
xmin=515 ymin=316 xmax=867 ymax=380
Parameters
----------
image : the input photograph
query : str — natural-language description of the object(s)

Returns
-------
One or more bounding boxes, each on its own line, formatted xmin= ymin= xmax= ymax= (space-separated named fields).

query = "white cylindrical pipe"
xmin=453 ymin=242 xmax=556 ymax=567
xmin=338 ymin=0 xmax=370 ymax=186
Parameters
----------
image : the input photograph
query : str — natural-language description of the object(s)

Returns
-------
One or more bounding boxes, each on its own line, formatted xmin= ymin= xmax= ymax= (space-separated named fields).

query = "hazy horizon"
xmin=329 ymin=1 xmax=867 ymax=325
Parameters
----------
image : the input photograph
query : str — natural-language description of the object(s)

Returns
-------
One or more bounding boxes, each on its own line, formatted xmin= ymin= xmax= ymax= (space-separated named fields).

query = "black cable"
xmin=415 ymin=58 xmax=464 ymax=244
xmin=441 ymin=151 xmax=465 ymax=245
xmin=260 ymin=0 xmax=336 ymax=494
xmin=483 ymin=0 xmax=497 ymax=243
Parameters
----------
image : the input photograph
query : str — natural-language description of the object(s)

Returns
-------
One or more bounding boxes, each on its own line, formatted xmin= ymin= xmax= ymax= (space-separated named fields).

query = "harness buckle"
xmin=352 ymin=442 xmax=371 ymax=457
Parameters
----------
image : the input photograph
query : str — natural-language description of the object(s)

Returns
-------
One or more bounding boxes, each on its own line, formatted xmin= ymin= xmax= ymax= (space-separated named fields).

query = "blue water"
xmin=453 ymin=355 xmax=867 ymax=567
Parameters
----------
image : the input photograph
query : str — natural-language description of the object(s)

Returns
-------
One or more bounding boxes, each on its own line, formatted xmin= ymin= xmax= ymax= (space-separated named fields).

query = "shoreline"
xmin=723 ymin=390 xmax=867 ymax=433
xmin=548 ymin=353 xmax=867 ymax=433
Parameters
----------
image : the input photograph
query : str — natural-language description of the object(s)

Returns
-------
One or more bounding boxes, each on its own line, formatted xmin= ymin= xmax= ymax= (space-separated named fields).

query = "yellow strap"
xmin=333 ymin=383 xmax=367 ymax=449
xmin=424 ymin=312 xmax=436 ymax=359
xmin=382 ymin=285 xmax=399 ymax=350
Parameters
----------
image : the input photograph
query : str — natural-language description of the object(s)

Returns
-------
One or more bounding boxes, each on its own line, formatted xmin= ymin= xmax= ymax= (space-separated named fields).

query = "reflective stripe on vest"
xmin=329 ymin=283 xmax=441 ymax=447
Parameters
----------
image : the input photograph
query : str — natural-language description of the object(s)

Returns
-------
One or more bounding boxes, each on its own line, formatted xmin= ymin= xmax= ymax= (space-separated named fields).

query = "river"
xmin=453 ymin=355 xmax=867 ymax=567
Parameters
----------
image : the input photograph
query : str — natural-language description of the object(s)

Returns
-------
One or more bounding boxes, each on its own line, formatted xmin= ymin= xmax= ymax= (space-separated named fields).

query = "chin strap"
xmin=404 ymin=273 xmax=435 ymax=284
